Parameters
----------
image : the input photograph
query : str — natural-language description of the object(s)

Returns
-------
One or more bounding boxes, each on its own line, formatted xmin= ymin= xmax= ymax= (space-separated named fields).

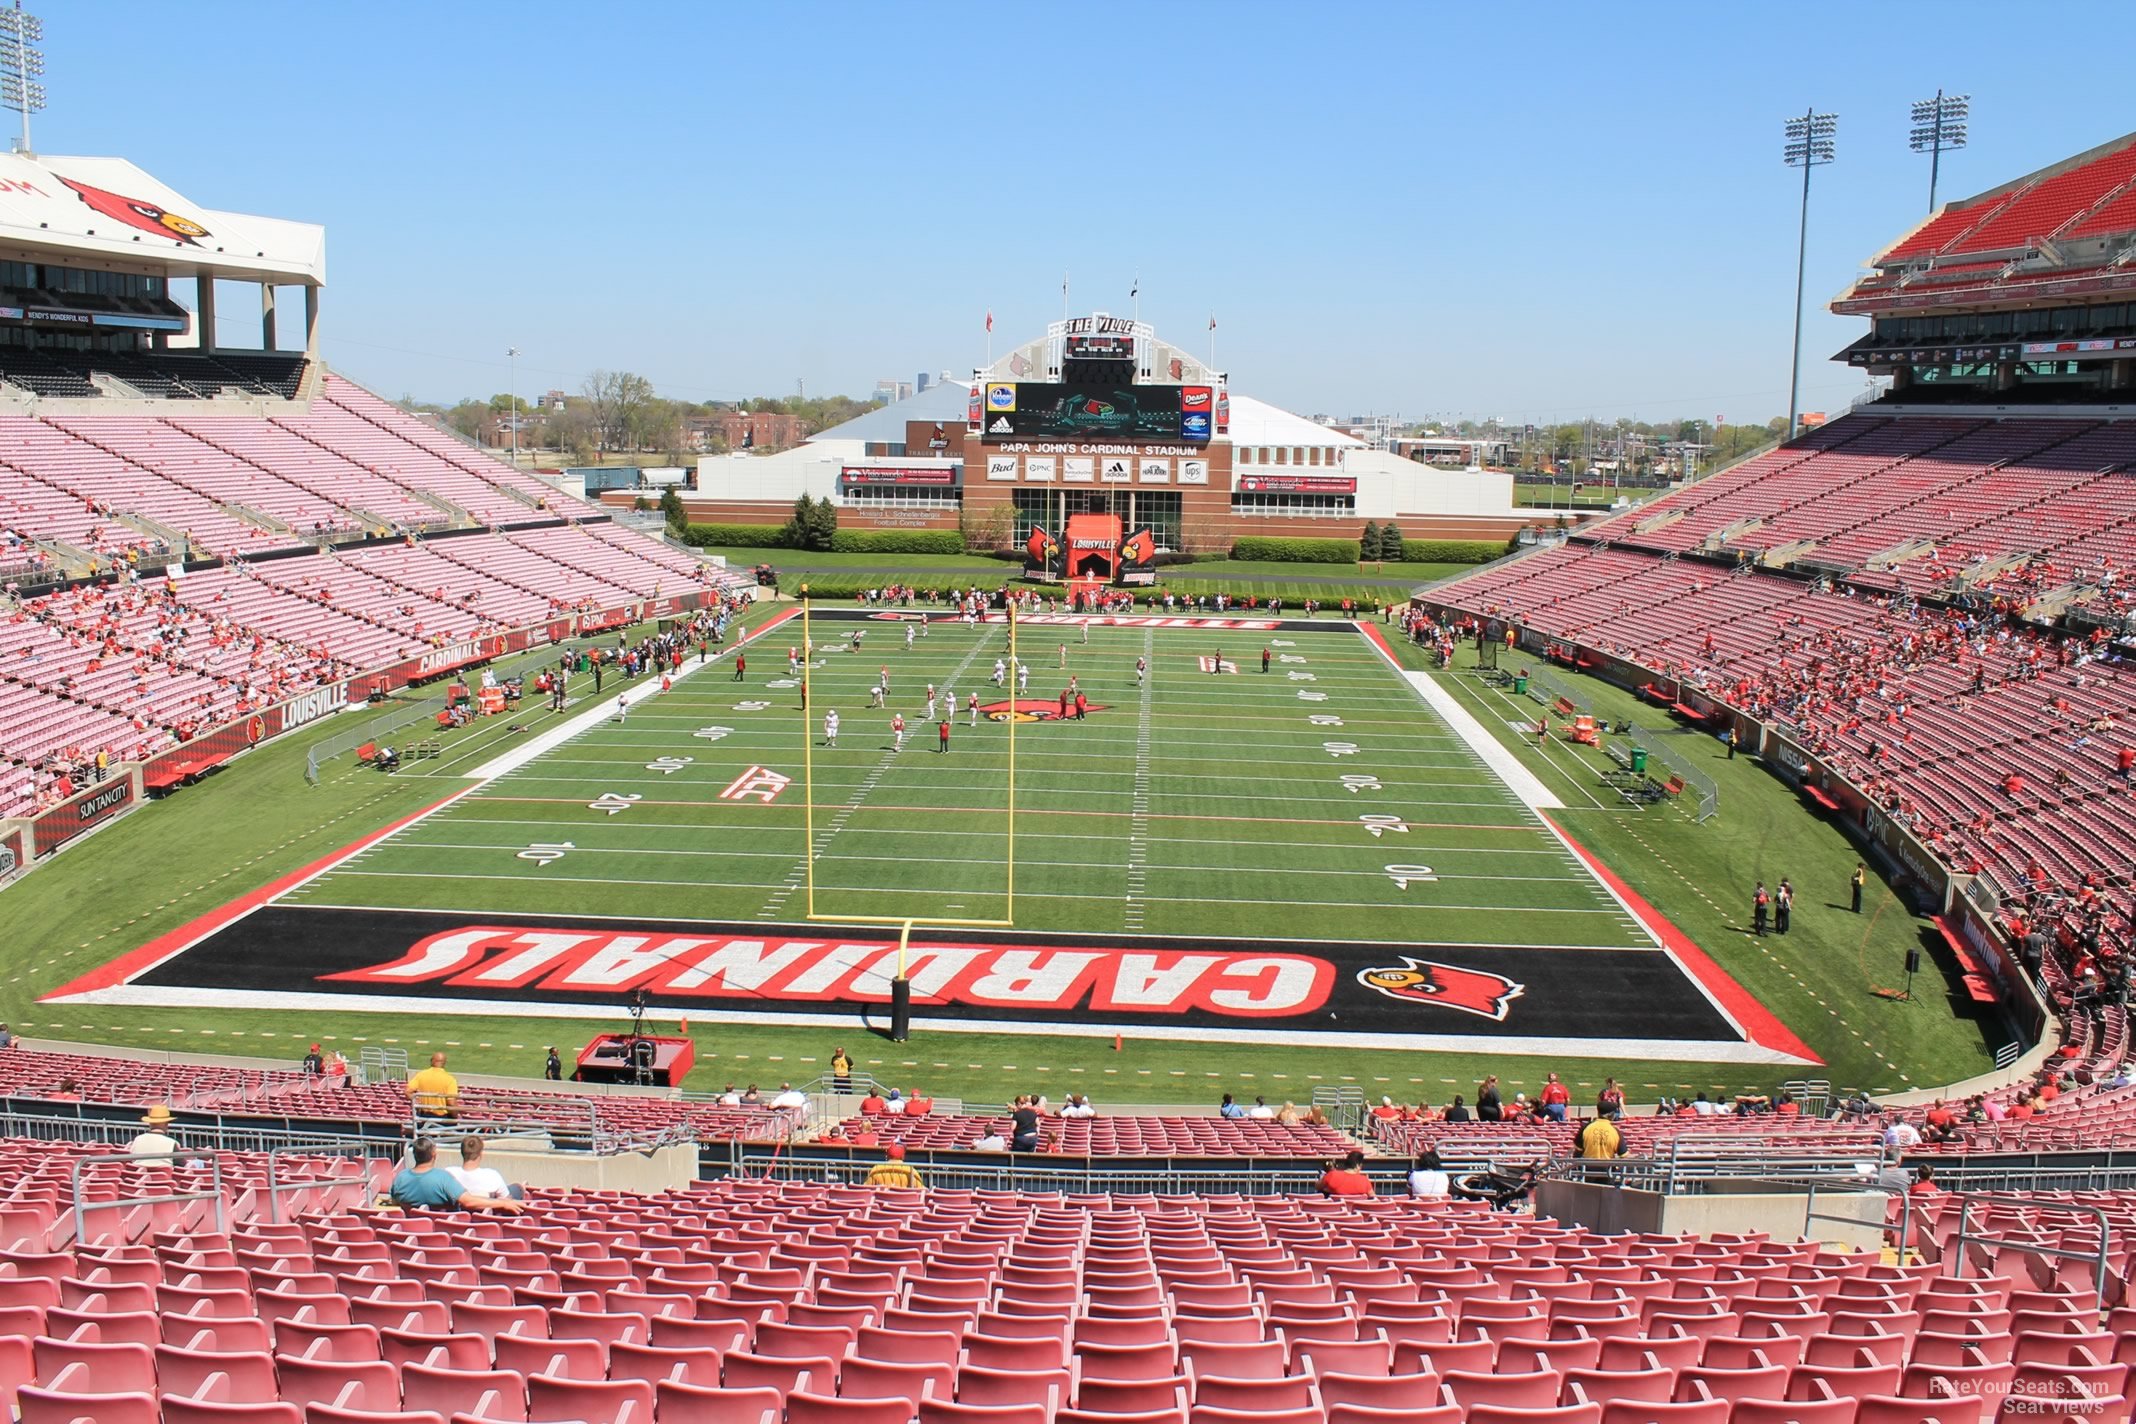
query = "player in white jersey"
xmin=891 ymin=713 xmax=906 ymax=751
xmin=968 ymin=691 xmax=980 ymax=726
xmin=823 ymin=709 xmax=839 ymax=746
xmin=870 ymin=682 xmax=886 ymax=707
xmin=1136 ymin=655 xmax=1147 ymax=684
xmin=1081 ymin=618 xmax=1090 ymax=644
xmin=992 ymin=658 xmax=1007 ymax=686
xmin=924 ymin=685 xmax=937 ymax=720
xmin=905 ymin=623 xmax=916 ymax=649
xmin=1017 ymin=660 xmax=1030 ymax=692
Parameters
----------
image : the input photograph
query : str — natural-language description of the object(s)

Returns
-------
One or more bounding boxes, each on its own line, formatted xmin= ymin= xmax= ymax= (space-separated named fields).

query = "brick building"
xmin=672 ymin=315 xmax=1541 ymax=550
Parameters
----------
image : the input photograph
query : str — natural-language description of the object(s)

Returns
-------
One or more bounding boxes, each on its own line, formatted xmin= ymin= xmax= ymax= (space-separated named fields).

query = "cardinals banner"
xmin=1118 ymin=526 xmax=1157 ymax=569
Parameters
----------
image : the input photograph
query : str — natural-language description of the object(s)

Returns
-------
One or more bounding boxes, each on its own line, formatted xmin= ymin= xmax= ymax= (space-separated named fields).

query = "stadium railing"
xmin=64 ymin=1147 xmax=229 ymax=1246
xmin=735 ymin=1146 xmax=1416 ymax=1197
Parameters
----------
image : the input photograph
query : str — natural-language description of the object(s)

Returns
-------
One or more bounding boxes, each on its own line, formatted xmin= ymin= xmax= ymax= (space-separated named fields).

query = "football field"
xmin=55 ymin=610 xmax=1808 ymax=1062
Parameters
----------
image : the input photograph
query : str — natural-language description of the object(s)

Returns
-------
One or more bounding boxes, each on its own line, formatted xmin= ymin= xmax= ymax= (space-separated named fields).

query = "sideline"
xmin=1398 ymin=669 xmax=1562 ymax=811
xmin=462 ymin=606 xmax=800 ymax=781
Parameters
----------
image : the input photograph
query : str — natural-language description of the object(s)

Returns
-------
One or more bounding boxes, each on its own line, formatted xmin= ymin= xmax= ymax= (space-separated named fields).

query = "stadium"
xmin=3 ymin=10 xmax=2136 ymax=1421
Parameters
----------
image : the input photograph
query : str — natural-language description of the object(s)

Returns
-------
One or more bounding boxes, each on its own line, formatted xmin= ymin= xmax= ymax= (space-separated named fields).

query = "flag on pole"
xmin=985 ymin=310 xmax=993 ymax=333
xmin=1131 ymin=276 xmax=1139 ymax=300
xmin=1208 ymin=315 xmax=1217 ymax=331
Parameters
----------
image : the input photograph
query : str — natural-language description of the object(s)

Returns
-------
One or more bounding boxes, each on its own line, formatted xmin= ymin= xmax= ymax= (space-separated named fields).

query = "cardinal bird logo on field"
xmin=1358 ymin=957 xmax=1525 ymax=1022
xmin=980 ymin=698 xmax=1107 ymax=723
xmin=60 ymin=177 xmax=211 ymax=244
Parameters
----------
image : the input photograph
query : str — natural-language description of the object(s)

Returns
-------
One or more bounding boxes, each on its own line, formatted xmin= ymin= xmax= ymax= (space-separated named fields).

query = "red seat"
xmin=274 ymin=1356 xmax=401 ymax=1414
xmin=1599 ymin=1402 xmax=1730 ymax=1424
xmin=161 ymin=1401 xmax=302 ymax=1424
xmin=724 ymin=1350 xmax=831 ymax=1396
xmin=1857 ymin=1395 xmax=1987 ymax=1424
xmin=919 ymin=1402 xmax=1049 ymax=1424
xmin=1077 ymin=1341 xmax=1182 ymax=1381
xmin=1076 ymin=1376 xmax=1191 ymax=1415
xmin=1446 ymin=1369 xmax=1566 ymax=1411
xmin=398 ymin=1363 xmax=530 ymax=1422
xmin=1318 ymin=1373 xmax=1443 ymax=1411
xmin=1465 ymin=1406 xmax=1603 ymax=1424
xmin=303 ymin=1407 xmax=449 ymax=1424
xmin=607 ymin=1339 xmax=721 ymax=1389
xmin=839 ymin=1354 xmax=950 ymax=1403
xmin=526 ymin=1372 xmax=653 ymax=1424
xmin=16 ymin=1384 xmax=160 ymax=1424
xmin=786 ymin=1391 xmax=927 ymax=1424
xmin=1191 ymin=1376 xmax=1319 ymax=1412
xmin=955 ymin=1363 xmax=1069 ymax=1411
xmin=153 ymin=1345 xmax=281 ymax=1404
xmin=653 ymin=1382 xmax=782 ymax=1424
xmin=1729 ymin=1398 xmax=1858 ymax=1424
xmin=1188 ymin=1407 xmax=1325 ymax=1424
xmin=1327 ymin=1406 xmax=1464 ymax=1424
xmin=495 ymin=1333 xmax=608 ymax=1381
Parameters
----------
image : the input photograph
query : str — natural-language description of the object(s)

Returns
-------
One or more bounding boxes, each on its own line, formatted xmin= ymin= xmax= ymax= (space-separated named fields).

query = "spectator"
xmin=128 ymin=1104 xmax=179 ymax=1158
xmin=1909 ymin=1163 xmax=1942 ymax=1196
xmin=1596 ymin=1078 xmax=1626 ymax=1118
xmin=1539 ymin=1073 xmax=1570 ymax=1123
xmin=1276 ymin=1101 xmax=1302 ymax=1126
xmin=1443 ymin=1095 xmax=1472 ymax=1123
xmin=390 ymin=1137 xmax=522 ymax=1213
xmin=863 ymin=1144 xmax=923 ymax=1190
xmin=858 ymin=1087 xmax=886 ymax=1114
xmin=831 ymin=1046 xmax=852 ymax=1093
xmin=718 ymin=1083 xmax=743 ymax=1107
xmin=1060 ymin=1093 xmax=1095 ymax=1118
xmin=1408 ymin=1148 xmax=1450 ymax=1197
xmin=1246 ymin=1096 xmax=1276 ymax=1121
xmin=973 ymin=1128 xmax=1007 ymax=1152
xmin=1576 ymin=1114 xmax=1624 ymax=1159
xmin=1371 ymin=1096 xmax=1401 ymax=1122
xmin=1476 ymin=1075 xmax=1504 ymax=1122
xmin=771 ymin=1081 xmax=809 ymax=1115
xmin=1010 ymin=1095 xmax=1042 ymax=1152
xmin=405 ymin=1052 xmax=459 ymax=1122
xmin=906 ymin=1090 xmax=933 ymax=1116
xmin=740 ymin=1084 xmax=762 ymax=1106
xmin=1320 ymin=1150 xmax=1374 ymax=1196
xmin=1883 ymin=1117 xmax=1923 ymax=1149
xmin=0 ymin=1024 xmax=14 ymax=1049
xmin=50 ymin=1078 xmax=79 ymax=1101
xmin=451 ymin=1136 xmax=522 ymax=1205
xmin=301 ymin=1043 xmax=324 ymax=1075
xmin=544 ymin=1048 xmax=563 ymax=1081
xmin=880 ymin=1087 xmax=905 ymax=1114
xmin=1218 ymin=1093 xmax=1245 ymax=1120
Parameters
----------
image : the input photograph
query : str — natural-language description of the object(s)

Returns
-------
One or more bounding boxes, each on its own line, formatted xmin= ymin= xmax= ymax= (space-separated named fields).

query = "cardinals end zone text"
xmin=47 ymin=903 xmax=1816 ymax=1060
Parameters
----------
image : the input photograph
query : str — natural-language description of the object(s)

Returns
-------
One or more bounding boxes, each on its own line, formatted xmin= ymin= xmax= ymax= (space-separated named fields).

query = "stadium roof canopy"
xmin=0 ymin=152 xmax=325 ymax=286
xmin=808 ymin=379 xmax=973 ymax=445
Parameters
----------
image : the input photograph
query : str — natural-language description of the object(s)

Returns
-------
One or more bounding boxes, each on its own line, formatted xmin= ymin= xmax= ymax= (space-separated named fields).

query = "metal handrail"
xmin=1953 ymin=1191 xmax=2111 ymax=1301
xmin=262 ymin=1141 xmax=382 ymax=1224
xmin=68 ymin=1149 xmax=225 ymax=1246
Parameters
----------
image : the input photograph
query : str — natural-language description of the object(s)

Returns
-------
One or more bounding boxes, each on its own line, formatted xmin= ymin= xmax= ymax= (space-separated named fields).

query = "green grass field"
xmin=2 ymin=600 xmax=2008 ymax=1109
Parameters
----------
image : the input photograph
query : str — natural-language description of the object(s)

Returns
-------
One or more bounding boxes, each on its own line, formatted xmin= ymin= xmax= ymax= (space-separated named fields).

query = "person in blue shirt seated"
xmin=390 ymin=1137 xmax=524 ymax=1213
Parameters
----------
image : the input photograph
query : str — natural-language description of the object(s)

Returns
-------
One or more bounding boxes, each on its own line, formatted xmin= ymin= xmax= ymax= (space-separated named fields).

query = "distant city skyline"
xmin=48 ymin=1 xmax=2136 ymax=424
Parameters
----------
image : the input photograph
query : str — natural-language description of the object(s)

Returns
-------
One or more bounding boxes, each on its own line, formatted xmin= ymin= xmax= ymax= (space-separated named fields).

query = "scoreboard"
xmin=1064 ymin=331 xmax=1137 ymax=362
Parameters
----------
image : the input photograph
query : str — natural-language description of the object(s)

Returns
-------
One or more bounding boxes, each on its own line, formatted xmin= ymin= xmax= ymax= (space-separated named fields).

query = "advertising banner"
xmin=1237 ymin=474 xmax=1357 ymax=494
xmin=986 ymin=457 xmax=1019 ymax=482
xmin=1138 ymin=458 xmax=1171 ymax=484
xmin=1024 ymin=456 xmax=1055 ymax=483
xmin=1099 ymin=457 xmax=1133 ymax=483
xmin=841 ymin=465 xmax=957 ymax=486
xmin=1063 ymin=457 xmax=1095 ymax=483
xmin=1179 ymin=459 xmax=1209 ymax=485
xmin=0 ymin=825 xmax=22 ymax=886
xmin=32 ymin=776 xmax=136 ymax=856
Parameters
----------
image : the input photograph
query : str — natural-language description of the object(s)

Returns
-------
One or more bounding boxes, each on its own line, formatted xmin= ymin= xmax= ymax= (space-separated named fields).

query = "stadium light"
xmin=1909 ymin=90 xmax=1969 ymax=212
xmin=1783 ymin=108 xmax=1837 ymax=442
xmin=0 ymin=2 xmax=45 ymax=156
xmin=506 ymin=347 xmax=520 ymax=467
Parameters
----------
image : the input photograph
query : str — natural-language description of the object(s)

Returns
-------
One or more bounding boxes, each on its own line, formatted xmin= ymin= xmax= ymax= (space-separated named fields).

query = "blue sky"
xmin=48 ymin=1 xmax=2136 ymax=425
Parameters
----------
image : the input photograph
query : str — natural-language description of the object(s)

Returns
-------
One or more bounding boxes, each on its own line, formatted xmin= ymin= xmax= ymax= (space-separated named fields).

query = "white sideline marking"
xmin=1401 ymin=671 xmax=1561 ymax=811
xmin=464 ymin=638 xmax=729 ymax=782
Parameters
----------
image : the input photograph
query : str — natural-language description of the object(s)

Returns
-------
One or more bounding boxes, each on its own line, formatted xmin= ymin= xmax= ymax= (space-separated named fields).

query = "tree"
xmin=1380 ymin=523 xmax=1405 ymax=561
xmin=779 ymin=494 xmax=813 ymax=549
xmin=582 ymin=370 xmax=656 ymax=453
xmin=960 ymin=501 xmax=1014 ymax=553
xmin=444 ymin=399 xmax=489 ymax=442
xmin=659 ymin=485 xmax=686 ymax=533
xmin=804 ymin=496 xmax=839 ymax=551
xmin=1359 ymin=520 xmax=1384 ymax=561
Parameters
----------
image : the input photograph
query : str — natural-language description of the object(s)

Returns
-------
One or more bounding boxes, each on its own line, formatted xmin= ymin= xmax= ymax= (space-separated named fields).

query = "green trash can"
xmin=1513 ymin=675 xmax=1528 ymax=695
xmin=1630 ymin=746 xmax=1649 ymax=775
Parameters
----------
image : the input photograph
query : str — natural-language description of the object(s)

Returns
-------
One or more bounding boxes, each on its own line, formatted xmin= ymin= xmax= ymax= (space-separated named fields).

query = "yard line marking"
xmin=1124 ymin=630 xmax=1155 ymax=932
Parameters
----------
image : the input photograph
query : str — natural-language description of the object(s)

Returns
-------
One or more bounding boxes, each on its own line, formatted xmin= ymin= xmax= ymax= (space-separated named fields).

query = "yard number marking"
xmin=1384 ymin=864 xmax=1439 ymax=888
xmin=693 ymin=725 xmax=736 ymax=741
xmin=1308 ymin=715 xmax=1344 ymax=727
xmin=735 ymin=701 xmax=770 ymax=711
xmin=1359 ymin=815 xmax=1409 ymax=838
xmin=1297 ymin=691 xmax=1328 ymax=702
xmin=1323 ymin=741 xmax=1361 ymax=758
xmin=517 ymin=842 xmax=576 ymax=865
xmin=646 ymin=756 xmax=694 ymax=775
xmin=588 ymin=792 xmax=642 ymax=815
xmin=1340 ymin=774 xmax=1383 ymax=794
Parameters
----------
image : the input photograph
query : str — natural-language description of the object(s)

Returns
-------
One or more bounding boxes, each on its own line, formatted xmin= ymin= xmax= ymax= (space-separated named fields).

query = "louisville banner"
xmin=50 ymin=906 xmax=1811 ymax=1062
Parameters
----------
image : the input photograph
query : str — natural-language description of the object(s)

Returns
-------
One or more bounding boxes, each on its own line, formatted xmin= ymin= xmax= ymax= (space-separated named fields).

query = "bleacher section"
xmin=0 ymin=1165 xmax=2127 ymax=1424
xmin=0 ymin=349 xmax=309 ymax=401
xmin=1434 ymin=413 xmax=2136 ymax=929
xmin=0 ymin=368 xmax=751 ymax=819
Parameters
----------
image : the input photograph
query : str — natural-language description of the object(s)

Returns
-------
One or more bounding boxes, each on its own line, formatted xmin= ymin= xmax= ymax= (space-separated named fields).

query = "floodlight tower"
xmin=1910 ymin=90 xmax=1969 ymax=213
xmin=507 ymin=347 xmax=521 ymax=467
xmin=0 ymin=2 xmax=45 ymax=156
xmin=1783 ymin=108 xmax=1837 ymax=441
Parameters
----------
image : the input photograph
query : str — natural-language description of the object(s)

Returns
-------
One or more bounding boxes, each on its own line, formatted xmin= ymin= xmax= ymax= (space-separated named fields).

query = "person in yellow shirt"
xmin=1576 ymin=1114 xmax=1623 ymax=1160
xmin=862 ymin=1144 xmax=923 ymax=1190
xmin=406 ymin=1052 xmax=460 ymax=1121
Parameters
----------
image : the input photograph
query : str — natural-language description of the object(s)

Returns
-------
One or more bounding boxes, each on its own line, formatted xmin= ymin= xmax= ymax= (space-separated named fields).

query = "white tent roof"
xmin=1225 ymin=393 xmax=1364 ymax=448
xmin=0 ymin=153 xmax=324 ymax=284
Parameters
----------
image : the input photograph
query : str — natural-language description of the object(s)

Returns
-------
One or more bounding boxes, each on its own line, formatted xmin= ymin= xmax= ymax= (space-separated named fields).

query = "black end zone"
xmin=120 ymin=905 xmax=1741 ymax=1046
